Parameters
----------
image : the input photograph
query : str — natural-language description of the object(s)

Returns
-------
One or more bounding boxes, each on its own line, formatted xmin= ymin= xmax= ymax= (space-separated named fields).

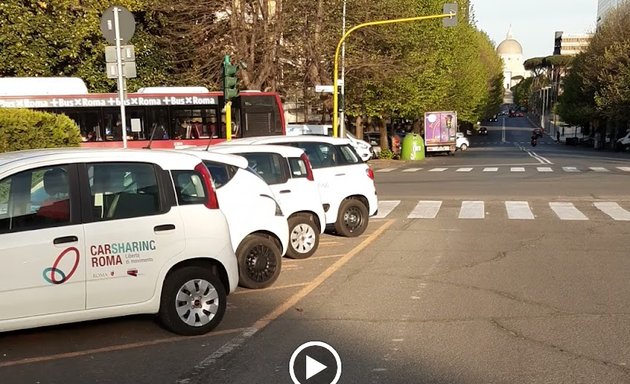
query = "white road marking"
xmin=459 ymin=201 xmax=485 ymax=219
xmin=563 ymin=167 xmax=580 ymax=172
xmin=589 ymin=167 xmax=609 ymax=172
xmin=618 ymin=167 xmax=630 ymax=172
xmin=402 ymin=168 xmax=423 ymax=172
xmin=505 ymin=201 xmax=535 ymax=219
xmin=511 ymin=167 xmax=525 ymax=172
xmin=549 ymin=202 xmax=588 ymax=220
xmin=376 ymin=168 xmax=397 ymax=173
xmin=456 ymin=168 xmax=473 ymax=172
xmin=594 ymin=202 xmax=630 ymax=221
xmin=374 ymin=200 xmax=401 ymax=219
xmin=429 ymin=168 xmax=448 ymax=172
xmin=537 ymin=167 xmax=553 ymax=172
xmin=483 ymin=167 xmax=499 ymax=172
xmin=408 ymin=201 xmax=442 ymax=219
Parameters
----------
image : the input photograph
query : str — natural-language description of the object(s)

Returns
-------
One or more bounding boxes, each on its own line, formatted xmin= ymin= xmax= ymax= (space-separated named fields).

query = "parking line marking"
xmin=459 ymin=201 xmax=485 ymax=219
xmin=319 ymin=241 xmax=341 ymax=246
xmin=510 ymin=167 xmax=525 ymax=172
xmin=180 ymin=220 xmax=395 ymax=382
xmin=376 ymin=168 xmax=397 ymax=173
xmin=429 ymin=168 xmax=448 ymax=172
xmin=563 ymin=167 xmax=580 ymax=172
xmin=549 ymin=202 xmax=588 ymax=220
xmin=594 ymin=202 xmax=630 ymax=221
xmin=537 ymin=167 xmax=553 ymax=172
xmin=0 ymin=327 xmax=248 ymax=369
xmin=233 ymin=283 xmax=309 ymax=295
xmin=456 ymin=168 xmax=473 ymax=172
xmin=374 ymin=200 xmax=401 ymax=219
xmin=408 ymin=201 xmax=442 ymax=219
xmin=589 ymin=167 xmax=609 ymax=172
xmin=505 ymin=201 xmax=535 ymax=219
xmin=483 ymin=167 xmax=498 ymax=172
xmin=402 ymin=168 xmax=423 ymax=172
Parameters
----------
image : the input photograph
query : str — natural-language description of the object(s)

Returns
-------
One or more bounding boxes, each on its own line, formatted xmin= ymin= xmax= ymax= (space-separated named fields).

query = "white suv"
xmin=178 ymin=150 xmax=289 ymax=289
xmin=0 ymin=149 xmax=238 ymax=336
xmin=205 ymin=144 xmax=326 ymax=259
xmin=219 ymin=136 xmax=378 ymax=237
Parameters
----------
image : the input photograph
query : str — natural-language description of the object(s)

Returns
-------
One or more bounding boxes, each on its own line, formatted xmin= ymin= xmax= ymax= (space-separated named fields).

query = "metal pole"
xmin=225 ymin=101 xmax=232 ymax=141
xmin=114 ymin=7 xmax=128 ymax=148
xmin=339 ymin=0 xmax=347 ymax=138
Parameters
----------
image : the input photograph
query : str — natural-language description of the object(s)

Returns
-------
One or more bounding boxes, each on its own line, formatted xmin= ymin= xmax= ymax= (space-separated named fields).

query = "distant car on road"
xmin=488 ymin=115 xmax=498 ymax=122
xmin=479 ymin=127 xmax=488 ymax=135
xmin=456 ymin=132 xmax=469 ymax=151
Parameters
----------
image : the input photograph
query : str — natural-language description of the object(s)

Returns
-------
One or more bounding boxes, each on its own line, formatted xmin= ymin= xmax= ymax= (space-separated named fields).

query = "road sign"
xmin=443 ymin=3 xmax=458 ymax=28
xmin=315 ymin=85 xmax=334 ymax=93
xmin=105 ymin=45 xmax=135 ymax=63
xmin=100 ymin=6 xmax=136 ymax=44
xmin=106 ymin=62 xmax=137 ymax=79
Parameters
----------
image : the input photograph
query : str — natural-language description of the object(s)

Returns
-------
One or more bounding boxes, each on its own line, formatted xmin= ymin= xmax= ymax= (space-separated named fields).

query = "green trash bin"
xmin=400 ymin=133 xmax=425 ymax=160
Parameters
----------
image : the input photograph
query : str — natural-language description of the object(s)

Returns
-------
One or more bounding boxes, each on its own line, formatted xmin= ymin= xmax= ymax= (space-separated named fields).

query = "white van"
xmin=0 ymin=149 xmax=238 ymax=335
xmin=205 ymin=144 xmax=326 ymax=259
xmin=219 ymin=136 xmax=379 ymax=237
xmin=178 ymin=150 xmax=289 ymax=289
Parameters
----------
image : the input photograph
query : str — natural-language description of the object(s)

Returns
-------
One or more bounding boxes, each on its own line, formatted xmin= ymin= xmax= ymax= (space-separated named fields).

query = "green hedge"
xmin=0 ymin=109 xmax=81 ymax=153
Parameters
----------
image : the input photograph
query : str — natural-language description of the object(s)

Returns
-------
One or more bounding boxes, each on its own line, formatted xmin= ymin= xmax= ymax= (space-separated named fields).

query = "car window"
xmin=0 ymin=165 xmax=72 ymax=233
xmin=240 ymin=152 xmax=288 ymax=184
xmin=336 ymin=144 xmax=361 ymax=165
xmin=202 ymin=160 xmax=237 ymax=188
xmin=291 ymin=142 xmax=337 ymax=169
xmin=171 ymin=170 xmax=209 ymax=205
xmin=288 ymin=157 xmax=309 ymax=178
xmin=88 ymin=162 xmax=161 ymax=220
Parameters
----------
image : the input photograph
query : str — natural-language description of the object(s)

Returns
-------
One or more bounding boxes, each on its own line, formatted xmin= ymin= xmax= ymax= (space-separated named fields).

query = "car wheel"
xmin=335 ymin=199 xmax=369 ymax=237
xmin=460 ymin=143 xmax=468 ymax=151
xmin=287 ymin=213 xmax=320 ymax=259
xmin=236 ymin=234 xmax=282 ymax=289
xmin=158 ymin=266 xmax=226 ymax=336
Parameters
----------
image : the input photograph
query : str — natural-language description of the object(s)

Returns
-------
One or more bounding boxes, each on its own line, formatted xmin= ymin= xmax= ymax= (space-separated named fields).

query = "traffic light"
xmin=222 ymin=55 xmax=239 ymax=101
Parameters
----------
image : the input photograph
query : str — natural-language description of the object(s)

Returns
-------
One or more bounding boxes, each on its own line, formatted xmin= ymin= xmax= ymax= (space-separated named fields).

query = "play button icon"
xmin=289 ymin=341 xmax=341 ymax=384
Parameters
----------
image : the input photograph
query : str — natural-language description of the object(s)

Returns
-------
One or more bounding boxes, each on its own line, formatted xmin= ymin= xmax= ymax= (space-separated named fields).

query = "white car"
xmin=456 ymin=132 xmax=470 ymax=151
xmin=219 ymin=135 xmax=378 ymax=237
xmin=0 ymin=149 xmax=238 ymax=336
xmin=346 ymin=132 xmax=373 ymax=161
xmin=178 ymin=150 xmax=289 ymax=289
xmin=205 ymin=144 xmax=326 ymax=259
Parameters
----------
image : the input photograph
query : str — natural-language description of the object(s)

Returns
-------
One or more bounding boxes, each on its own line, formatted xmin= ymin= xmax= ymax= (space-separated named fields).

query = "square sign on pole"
xmin=443 ymin=3 xmax=458 ymax=27
xmin=105 ymin=45 xmax=135 ymax=63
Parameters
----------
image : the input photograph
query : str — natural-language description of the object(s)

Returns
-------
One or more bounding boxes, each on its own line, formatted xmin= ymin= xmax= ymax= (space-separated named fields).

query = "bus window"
xmin=171 ymin=107 xmax=217 ymax=139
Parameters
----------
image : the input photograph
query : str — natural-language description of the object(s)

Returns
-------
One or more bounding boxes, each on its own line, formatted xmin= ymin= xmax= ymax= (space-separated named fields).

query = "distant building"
xmin=496 ymin=27 xmax=529 ymax=103
xmin=553 ymin=32 xmax=593 ymax=56
xmin=597 ymin=0 xmax=627 ymax=25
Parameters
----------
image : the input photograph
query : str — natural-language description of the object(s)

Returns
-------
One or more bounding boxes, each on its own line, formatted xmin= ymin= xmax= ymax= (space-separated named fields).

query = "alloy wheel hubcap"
xmin=175 ymin=279 xmax=219 ymax=327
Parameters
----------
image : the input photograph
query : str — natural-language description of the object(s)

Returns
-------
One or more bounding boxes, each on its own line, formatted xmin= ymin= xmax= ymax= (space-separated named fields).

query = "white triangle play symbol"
xmin=305 ymin=355 xmax=327 ymax=380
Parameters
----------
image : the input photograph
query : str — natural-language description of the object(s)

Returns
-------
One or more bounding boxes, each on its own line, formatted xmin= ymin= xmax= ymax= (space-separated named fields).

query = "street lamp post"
xmin=340 ymin=0 xmax=347 ymax=138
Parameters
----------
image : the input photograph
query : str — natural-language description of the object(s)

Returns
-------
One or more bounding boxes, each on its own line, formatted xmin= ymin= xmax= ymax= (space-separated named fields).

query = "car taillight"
xmin=301 ymin=153 xmax=315 ymax=181
xmin=194 ymin=163 xmax=219 ymax=209
xmin=366 ymin=167 xmax=375 ymax=180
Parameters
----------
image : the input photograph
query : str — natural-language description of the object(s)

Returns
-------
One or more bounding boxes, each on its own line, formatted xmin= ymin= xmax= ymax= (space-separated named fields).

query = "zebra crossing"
xmin=373 ymin=200 xmax=630 ymax=221
xmin=374 ymin=166 xmax=630 ymax=174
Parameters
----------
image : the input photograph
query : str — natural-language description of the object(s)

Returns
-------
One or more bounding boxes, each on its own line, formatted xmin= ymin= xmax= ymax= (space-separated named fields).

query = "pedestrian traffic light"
xmin=222 ymin=55 xmax=239 ymax=101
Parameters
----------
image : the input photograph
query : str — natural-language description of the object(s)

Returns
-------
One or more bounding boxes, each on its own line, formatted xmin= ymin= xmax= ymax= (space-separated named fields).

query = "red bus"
xmin=0 ymin=79 xmax=286 ymax=148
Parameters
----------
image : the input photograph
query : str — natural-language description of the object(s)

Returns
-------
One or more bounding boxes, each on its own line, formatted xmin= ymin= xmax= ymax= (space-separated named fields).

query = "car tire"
xmin=335 ymin=199 xmax=369 ymax=237
xmin=236 ymin=234 xmax=282 ymax=289
xmin=287 ymin=213 xmax=320 ymax=259
xmin=158 ymin=266 xmax=226 ymax=336
xmin=460 ymin=144 xmax=468 ymax=151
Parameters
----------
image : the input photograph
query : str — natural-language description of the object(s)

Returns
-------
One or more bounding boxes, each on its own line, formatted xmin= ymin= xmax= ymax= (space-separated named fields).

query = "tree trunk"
xmin=355 ymin=115 xmax=363 ymax=140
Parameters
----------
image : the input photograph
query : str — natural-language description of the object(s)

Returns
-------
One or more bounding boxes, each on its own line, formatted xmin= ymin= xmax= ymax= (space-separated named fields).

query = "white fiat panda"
xmin=0 ymin=149 xmax=238 ymax=336
xmin=177 ymin=150 xmax=289 ymax=289
xmin=219 ymin=136 xmax=378 ymax=237
xmin=204 ymin=144 xmax=326 ymax=259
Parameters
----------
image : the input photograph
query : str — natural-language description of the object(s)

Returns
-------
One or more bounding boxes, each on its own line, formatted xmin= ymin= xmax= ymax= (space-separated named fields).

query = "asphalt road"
xmin=1 ymin=116 xmax=629 ymax=384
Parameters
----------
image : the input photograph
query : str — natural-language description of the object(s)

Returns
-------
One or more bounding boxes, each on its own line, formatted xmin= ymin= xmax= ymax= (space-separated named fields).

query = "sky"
xmin=471 ymin=0 xmax=598 ymax=59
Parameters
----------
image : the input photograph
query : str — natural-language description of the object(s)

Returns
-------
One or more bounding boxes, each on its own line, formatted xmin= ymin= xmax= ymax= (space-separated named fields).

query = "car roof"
xmin=175 ymin=149 xmax=249 ymax=169
xmin=0 ymin=148 xmax=204 ymax=175
xmin=218 ymin=135 xmax=353 ymax=146
xmin=205 ymin=144 xmax=305 ymax=157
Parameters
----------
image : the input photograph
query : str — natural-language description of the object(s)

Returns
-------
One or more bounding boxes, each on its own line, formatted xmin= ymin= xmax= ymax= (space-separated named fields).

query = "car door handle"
xmin=53 ymin=236 xmax=78 ymax=245
xmin=154 ymin=224 xmax=176 ymax=232
xmin=279 ymin=190 xmax=291 ymax=194
xmin=335 ymin=173 xmax=346 ymax=176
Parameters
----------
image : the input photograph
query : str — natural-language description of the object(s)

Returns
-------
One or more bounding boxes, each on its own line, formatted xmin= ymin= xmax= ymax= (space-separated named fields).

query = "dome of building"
xmin=497 ymin=38 xmax=523 ymax=55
